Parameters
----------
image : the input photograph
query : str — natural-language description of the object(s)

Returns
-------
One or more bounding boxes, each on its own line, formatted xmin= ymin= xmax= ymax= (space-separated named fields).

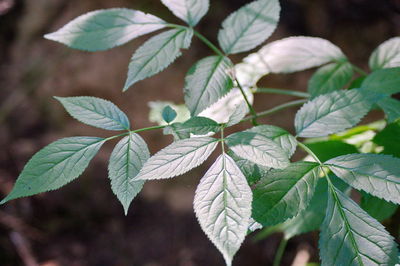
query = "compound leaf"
xmin=184 ymin=56 xmax=233 ymax=116
xmin=218 ymin=0 xmax=280 ymax=54
xmin=194 ymin=153 xmax=252 ymax=266
xmin=108 ymin=133 xmax=149 ymax=215
xmin=134 ymin=137 xmax=218 ymax=180
xmin=252 ymin=162 xmax=320 ymax=226
xmin=326 ymin=153 xmax=400 ymax=204
xmin=1 ymin=137 xmax=105 ymax=204
xmin=319 ymin=185 xmax=398 ymax=266
xmin=295 ymin=89 xmax=377 ymax=138
xmin=361 ymin=67 xmax=400 ymax=95
xmin=124 ymin=28 xmax=193 ymax=91
xmin=161 ymin=0 xmax=209 ymax=26
xmin=45 ymin=8 xmax=166 ymax=51
xmin=225 ymin=131 xmax=290 ymax=169
xmin=55 ymin=96 xmax=130 ymax=131
xmin=308 ymin=62 xmax=354 ymax=97
xmin=369 ymin=37 xmax=400 ymax=70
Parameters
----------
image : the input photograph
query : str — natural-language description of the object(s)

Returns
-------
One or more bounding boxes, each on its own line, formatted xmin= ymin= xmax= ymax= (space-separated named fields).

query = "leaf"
xmin=123 ymin=28 xmax=193 ymax=91
xmin=225 ymin=103 xmax=248 ymax=127
xmin=361 ymin=67 xmax=400 ymax=95
xmin=305 ymin=140 xmax=358 ymax=162
xmin=369 ymin=37 xmax=400 ymax=70
xmin=360 ymin=192 xmax=398 ymax=222
xmin=44 ymin=8 xmax=166 ymax=51
xmin=161 ymin=0 xmax=209 ymax=26
xmin=319 ymin=185 xmax=398 ymax=266
xmin=184 ymin=56 xmax=233 ymax=116
xmin=218 ymin=0 xmax=280 ymax=54
xmin=373 ymin=121 xmax=400 ymax=157
xmin=108 ymin=133 xmax=149 ymax=215
xmin=55 ymin=96 xmax=130 ymax=131
xmin=295 ymin=89 xmax=378 ymax=138
xmin=134 ymin=137 xmax=218 ymax=180
xmin=225 ymin=131 xmax=290 ymax=169
xmin=194 ymin=153 xmax=252 ymax=266
xmin=252 ymin=162 xmax=320 ymax=226
xmin=228 ymin=151 xmax=270 ymax=186
xmin=377 ymin=98 xmax=400 ymax=123
xmin=148 ymin=101 xmax=190 ymax=125
xmin=308 ymin=62 xmax=354 ymax=97
xmin=326 ymin=153 xmax=400 ymax=204
xmin=164 ymin=116 xmax=221 ymax=140
xmin=162 ymin=105 xmax=177 ymax=123
xmin=1 ymin=137 xmax=105 ymax=204
xmin=253 ymin=36 xmax=346 ymax=73
xmin=245 ymin=125 xmax=297 ymax=157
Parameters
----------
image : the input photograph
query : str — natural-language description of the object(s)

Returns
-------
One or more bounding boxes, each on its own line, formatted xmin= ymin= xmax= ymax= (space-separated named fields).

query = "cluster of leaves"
xmin=2 ymin=0 xmax=400 ymax=265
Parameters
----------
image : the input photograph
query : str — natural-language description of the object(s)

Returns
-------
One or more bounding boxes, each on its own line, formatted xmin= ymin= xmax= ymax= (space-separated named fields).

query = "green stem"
xmin=235 ymin=78 xmax=258 ymax=126
xmin=273 ymin=237 xmax=288 ymax=266
xmin=242 ymin=99 xmax=307 ymax=122
xmin=193 ymin=30 xmax=225 ymax=57
xmin=297 ymin=142 xmax=323 ymax=165
xmin=255 ymin=88 xmax=310 ymax=98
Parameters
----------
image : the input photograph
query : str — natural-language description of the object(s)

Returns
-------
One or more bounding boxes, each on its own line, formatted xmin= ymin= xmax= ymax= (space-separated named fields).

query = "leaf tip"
xmin=43 ymin=32 xmax=57 ymax=41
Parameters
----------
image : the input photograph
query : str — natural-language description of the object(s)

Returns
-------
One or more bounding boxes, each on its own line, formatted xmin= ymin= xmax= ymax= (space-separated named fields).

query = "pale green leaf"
xmin=252 ymin=162 xmax=320 ymax=226
xmin=194 ymin=153 xmax=252 ymax=266
xmin=162 ymin=105 xmax=177 ymax=123
xmin=184 ymin=56 xmax=233 ymax=116
xmin=108 ymin=133 xmax=149 ymax=215
xmin=1 ymin=137 xmax=105 ymax=204
xmin=245 ymin=125 xmax=297 ymax=157
xmin=44 ymin=8 xmax=166 ymax=51
xmin=319 ymin=185 xmax=398 ymax=266
xmin=249 ymin=36 xmax=345 ymax=73
xmin=361 ymin=67 xmax=400 ymax=95
xmin=360 ymin=192 xmax=398 ymax=222
xmin=55 ymin=96 xmax=130 ymax=131
xmin=161 ymin=0 xmax=209 ymax=26
xmin=372 ymin=120 xmax=400 ymax=157
xmin=295 ymin=89 xmax=377 ymax=138
xmin=226 ymin=103 xmax=248 ymax=127
xmin=225 ymin=131 xmax=290 ymax=169
xmin=218 ymin=0 xmax=280 ymax=54
xmin=378 ymin=98 xmax=400 ymax=123
xmin=163 ymin=116 xmax=220 ymax=140
xmin=369 ymin=37 xmax=400 ymax=71
xmin=228 ymin=151 xmax=270 ymax=186
xmin=326 ymin=153 xmax=400 ymax=204
xmin=308 ymin=62 xmax=354 ymax=97
xmin=124 ymin=28 xmax=193 ymax=91
xmin=134 ymin=137 xmax=218 ymax=180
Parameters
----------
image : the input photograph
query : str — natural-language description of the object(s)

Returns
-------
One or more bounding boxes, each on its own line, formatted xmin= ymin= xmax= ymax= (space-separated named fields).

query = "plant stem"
xmin=242 ymin=99 xmax=307 ymax=122
xmin=297 ymin=142 xmax=323 ymax=165
xmin=235 ymin=78 xmax=258 ymax=125
xmin=273 ymin=237 xmax=288 ymax=266
xmin=193 ymin=30 xmax=225 ymax=57
xmin=351 ymin=64 xmax=368 ymax=76
xmin=255 ymin=88 xmax=310 ymax=98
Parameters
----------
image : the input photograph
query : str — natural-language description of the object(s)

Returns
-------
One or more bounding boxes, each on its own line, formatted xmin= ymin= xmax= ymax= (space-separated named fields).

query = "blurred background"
xmin=0 ymin=0 xmax=399 ymax=265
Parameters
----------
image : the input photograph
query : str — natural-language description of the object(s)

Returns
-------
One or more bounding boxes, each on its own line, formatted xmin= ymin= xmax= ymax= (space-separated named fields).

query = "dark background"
xmin=0 ymin=0 xmax=399 ymax=265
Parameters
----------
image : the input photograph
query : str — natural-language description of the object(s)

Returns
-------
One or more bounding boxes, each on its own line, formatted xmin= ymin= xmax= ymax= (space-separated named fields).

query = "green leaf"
xmin=228 ymin=151 xmax=270 ymax=186
xmin=319 ymin=185 xmax=398 ymax=266
xmin=164 ymin=116 xmax=220 ymax=140
xmin=161 ymin=0 xmax=209 ymax=26
xmin=360 ymin=192 xmax=398 ymax=222
xmin=134 ymin=137 xmax=218 ymax=180
xmin=218 ymin=0 xmax=280 ymax=54
xmin=308 ymin=62 xmax=354 ymax=97
xmin=1 ymin=137 xmax=105 ymax=204
xmin=225 ymin=103 xmax=248 ymax=127
xmin=295 ymin=89 xmax=377 ymax=138
xmin=326 ymin=153 xmax=400 ymax=204
xmin=377 ymin=97 xmax=400 ymax=123
xmin=245 ymin=125 xmax=297 ymax=157
xmin=373 ymin=120 xmax=400 ymax=157
xmin=108 ymin=133 xmax=149 ymax=215
xmin=251 ymin=36 xmax=345 ymax=73
xmin=361 ymin=67 xmax=400 ymax=95
xmin=123 ymin=28 xmax=193 ymax=91
xmin=252 ymin=162 xmax=320 ymax=226
xmin=225 ymin=131 xmax=290 ymax=169
xmin=194 ymin=153 xmax=252 ymax=266
xmin=369 ymin=37 xmax=400 ymax=70
xmin=162 ymin=105 xmax=177 ymax=123
xmin=305 ymin=140 xmax=358 ymax=162
xmin=55 ymin=96 xmax=130 ymax=131
xmin=44 ymin=8 xmax=166 ymax=51
xmin=184 ymin=56 xmax=233 ymax=116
